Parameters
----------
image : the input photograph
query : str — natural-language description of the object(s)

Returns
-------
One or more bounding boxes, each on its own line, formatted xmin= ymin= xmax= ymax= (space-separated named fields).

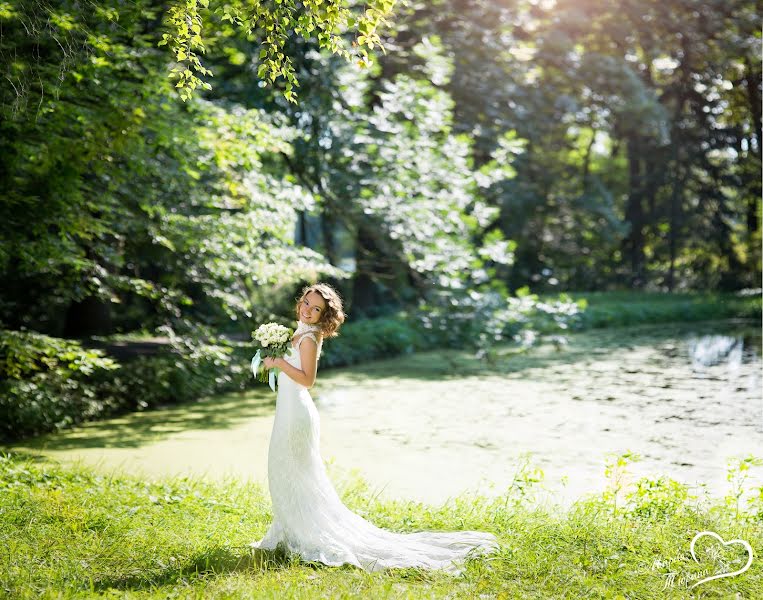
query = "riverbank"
xmin=1 ymin=449 xmax=760 ymax=599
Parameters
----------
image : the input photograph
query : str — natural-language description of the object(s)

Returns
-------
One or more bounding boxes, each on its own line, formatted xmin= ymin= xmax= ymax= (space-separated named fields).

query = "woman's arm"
xmin=266 ymin=337 xmax=321 ymax=388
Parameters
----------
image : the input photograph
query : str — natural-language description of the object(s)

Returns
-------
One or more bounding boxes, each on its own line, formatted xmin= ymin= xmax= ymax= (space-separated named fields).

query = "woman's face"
xmin=300 ymin=291 xmax=326 ymax=325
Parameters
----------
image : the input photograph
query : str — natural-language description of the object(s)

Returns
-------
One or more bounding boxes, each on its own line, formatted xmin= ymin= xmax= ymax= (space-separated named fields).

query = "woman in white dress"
xmin=250 ymin=282 xmax=500 ymax=574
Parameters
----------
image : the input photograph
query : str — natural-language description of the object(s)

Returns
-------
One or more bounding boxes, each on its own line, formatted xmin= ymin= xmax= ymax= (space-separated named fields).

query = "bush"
xmin=0 ymin=329 xmax=252 ymax=442
xmin=410 ymin=286 xmax=585 ymax=350
xmin=319 ymin=317 xmax=419 ymax=367
xmin=92 ymin=336 xmax=252 ymax=412
xmin=0 ymin=330 xmax=119 ymax=440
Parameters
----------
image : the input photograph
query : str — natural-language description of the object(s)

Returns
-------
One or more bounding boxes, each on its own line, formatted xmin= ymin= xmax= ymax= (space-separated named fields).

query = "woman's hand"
xmin=263 ymin=356 xmax=281 ymax=369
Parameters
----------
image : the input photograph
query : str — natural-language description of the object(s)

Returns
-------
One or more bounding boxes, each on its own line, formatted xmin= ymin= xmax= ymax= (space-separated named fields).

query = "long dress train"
xmin=249 ymin=324 xmax=500 ymax=574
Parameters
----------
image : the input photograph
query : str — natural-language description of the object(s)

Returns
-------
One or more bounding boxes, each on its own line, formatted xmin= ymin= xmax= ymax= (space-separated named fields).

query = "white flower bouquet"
xmin=251 ymin=322 xmax=293 ymax=391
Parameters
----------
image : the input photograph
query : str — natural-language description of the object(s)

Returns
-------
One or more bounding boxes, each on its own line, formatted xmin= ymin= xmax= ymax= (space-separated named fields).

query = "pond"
xmin=316 ymin=319 xmax=762 ymax=509
xmin=6 ymin=319 xmax=761 ymax=511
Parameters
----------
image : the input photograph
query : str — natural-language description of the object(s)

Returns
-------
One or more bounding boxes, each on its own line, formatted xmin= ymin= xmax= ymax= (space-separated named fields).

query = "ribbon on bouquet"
xmin=251 ymin=349 xmax=279 ymax=393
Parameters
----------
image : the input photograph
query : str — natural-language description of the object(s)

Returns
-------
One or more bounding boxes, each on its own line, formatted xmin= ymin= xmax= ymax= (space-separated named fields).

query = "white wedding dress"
xmin=250 ymin=322 xmax=500 ymax=574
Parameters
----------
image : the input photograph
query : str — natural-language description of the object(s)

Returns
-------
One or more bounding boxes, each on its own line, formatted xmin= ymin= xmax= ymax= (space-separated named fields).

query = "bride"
xmin=250 ymin=282 xmax=500 ymax=574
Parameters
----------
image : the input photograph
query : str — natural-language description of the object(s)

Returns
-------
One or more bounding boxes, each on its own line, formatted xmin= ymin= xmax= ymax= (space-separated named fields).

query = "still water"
xmin=7 ymin=320 xmax=762 ymax=511
xmin=315 ymin=319 xmax=762 ymax=509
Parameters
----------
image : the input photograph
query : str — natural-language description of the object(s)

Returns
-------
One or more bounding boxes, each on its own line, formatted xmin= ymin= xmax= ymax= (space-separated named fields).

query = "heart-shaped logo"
xmin=688 ymin=531 xmax=754 ymax=589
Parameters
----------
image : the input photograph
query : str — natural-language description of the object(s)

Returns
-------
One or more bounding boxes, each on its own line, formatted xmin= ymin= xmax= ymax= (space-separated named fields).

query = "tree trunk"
xmin=623 ymin=136 xmax=646 ymax=288
xmin=747 ymin=193 xmax=760 ymax=235
xmin=743 ymin=56 xmax=761 ymax=235
xmin=667 ymin=64 xmax=691 ymax=292
xmin=582 ymin=128 xmax=596 ymax=191
xmin=714 ymin=195 xmax=745 ymax=290
xmin=350 ymin=221 xmax=392 ymax=317
xmin=667 ymin=164 xmax=683 ymax=293
xmin=744 ymin=56 xmax=762 ymax=160
xmin=296 ymin=210 xmax=309 ymax=246
xmin=320 ymin=211 xmax=339 ymax=267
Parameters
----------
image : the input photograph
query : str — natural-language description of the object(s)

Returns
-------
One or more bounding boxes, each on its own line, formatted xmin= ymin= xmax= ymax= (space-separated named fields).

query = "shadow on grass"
xmin=1 ymin=389 xmax=275 ymax=452
xmin=90 ymin=545 xmax=291 ymax=592
xmin=89 ymin=543 xmax=366 ymax=592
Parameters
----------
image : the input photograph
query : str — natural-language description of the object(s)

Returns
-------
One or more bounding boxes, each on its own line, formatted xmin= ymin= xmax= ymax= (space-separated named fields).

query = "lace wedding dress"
xmin=250 ymin=321 xmax=500 ymax=574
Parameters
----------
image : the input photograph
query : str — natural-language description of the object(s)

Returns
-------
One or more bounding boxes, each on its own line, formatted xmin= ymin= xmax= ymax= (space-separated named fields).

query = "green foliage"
xmin=599 ymin=450 xmax=763 ymax=529
xmin=0 ymin=1 xmax=344 ymax=335
xmin=349 ymin=70 xmax=515 ymax=288
xmin=602 ymin=450 xmax=643 ymax=516
xmin=162 ymin=0 xmax=396 ymax=102
xmin=0 ymin=330 xmax=119 ymax=440
xmin=94 ymin=336 xmax=251 ymax=414
xmin=0 ymin=328 xmax=251 ymax=442
xmin=319 ymin=316 xmax=418 ymax=367
xmin=0 ymin=329 xmax=118 ymax=380
xmin=725 ymin=455 xmax=763 ymax=520
xmin=273 ymin=37 xmax=519 ymax=302
xmin=415 ymin=287 xmax=585 ymax=352
xmin=275 ymin=38 xmax=527 ymax=323
xmin=389 ymin=0 xmax=760 ymax=291
xmin=628 ymin=476 xmax=692 ymax=521
xmin=319 ymin=289 xmax=585 ymax=367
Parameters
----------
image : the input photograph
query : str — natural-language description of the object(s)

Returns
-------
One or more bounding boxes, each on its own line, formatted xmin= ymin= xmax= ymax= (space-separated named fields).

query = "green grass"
xmin=566 ymin=290 xmax=762 ymax=330
xmin=2 ymin=451 xmax=761 ymax=599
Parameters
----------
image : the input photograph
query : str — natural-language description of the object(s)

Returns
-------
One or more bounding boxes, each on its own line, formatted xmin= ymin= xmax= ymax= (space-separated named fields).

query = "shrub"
xmin=0 ymin=330 xmax=119 ymax=440
xmin=320 ymin=317 xmax=418 ymax=367
xmin=0 ymin=329 xmax=252 ymax=442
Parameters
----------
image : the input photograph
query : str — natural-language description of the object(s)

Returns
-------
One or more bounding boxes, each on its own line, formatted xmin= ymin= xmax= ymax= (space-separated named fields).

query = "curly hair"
xmin=294 ymin=283 xmax=346 ymax=339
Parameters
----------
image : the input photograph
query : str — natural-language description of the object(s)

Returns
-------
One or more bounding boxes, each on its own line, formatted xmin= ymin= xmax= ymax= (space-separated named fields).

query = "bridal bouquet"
xmin=251 ymin=322 xmax=293 ymax=392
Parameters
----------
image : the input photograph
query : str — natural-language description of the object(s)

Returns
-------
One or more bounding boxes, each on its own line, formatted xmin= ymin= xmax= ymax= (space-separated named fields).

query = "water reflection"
xmin=688 ymin=334 xmax=743 ymax=370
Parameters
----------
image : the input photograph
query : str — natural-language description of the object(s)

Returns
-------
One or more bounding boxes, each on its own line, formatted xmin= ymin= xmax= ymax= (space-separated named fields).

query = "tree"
xmin=389 ymin=0 xmax=760 ymax=291
xmin=162 ymin=0 xmax=396 ymax=102
xmin=0 ymin=0 xmax=345 ymax=336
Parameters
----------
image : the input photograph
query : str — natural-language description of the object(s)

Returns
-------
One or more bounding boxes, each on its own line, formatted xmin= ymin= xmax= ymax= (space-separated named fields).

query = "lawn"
xmin=2 ymin=450 xmax=760 ymax=599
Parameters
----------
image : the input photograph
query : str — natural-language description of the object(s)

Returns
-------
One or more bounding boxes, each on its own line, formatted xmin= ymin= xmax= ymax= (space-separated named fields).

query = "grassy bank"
xmin=2 ymin=450 xmax=760 ymax=599
xmin=568 ymin=290 xmax=761 ymax=329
